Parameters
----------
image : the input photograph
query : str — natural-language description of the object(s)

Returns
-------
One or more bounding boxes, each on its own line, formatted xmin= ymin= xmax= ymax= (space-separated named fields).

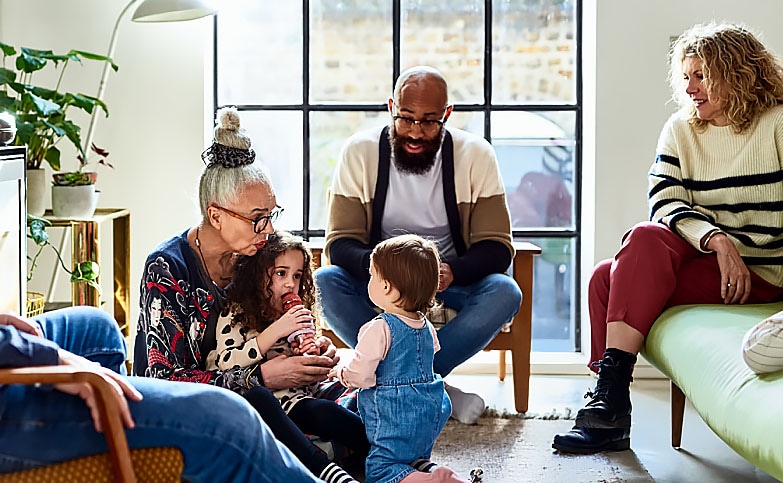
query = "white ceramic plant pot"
xmin=51 ymin=184 xmax=98 ymax=218
xmin=26 ymin=168 xmax=47 ymax=217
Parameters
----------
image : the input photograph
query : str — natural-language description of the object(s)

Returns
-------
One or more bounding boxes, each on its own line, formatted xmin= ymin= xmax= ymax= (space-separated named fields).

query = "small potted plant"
xmin=51 ymin=143 xmax=112 ymax=218
xmin=27 ymin=214 xmax=100 ymax=294
xmin=0 ymin=41 xmax=116 ymax=216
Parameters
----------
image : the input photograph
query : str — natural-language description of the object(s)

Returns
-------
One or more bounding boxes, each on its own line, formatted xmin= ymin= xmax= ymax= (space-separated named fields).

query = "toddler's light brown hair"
xmin=371 ymin=234 xmax=440 ymax=313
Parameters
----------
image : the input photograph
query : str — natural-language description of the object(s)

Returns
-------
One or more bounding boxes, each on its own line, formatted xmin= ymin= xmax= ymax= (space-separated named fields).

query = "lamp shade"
xmin=132 ymin=0 xmax=216 ymax=22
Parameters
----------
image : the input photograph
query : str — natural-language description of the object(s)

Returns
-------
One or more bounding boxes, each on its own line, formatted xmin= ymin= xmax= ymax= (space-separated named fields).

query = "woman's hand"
xmin=708 ymin=233 xmax=751 ymax=304
xmin=56 ymin=349 xmax=143 ymax=432
xmin=260 ymin=352 xmax=336 ymax=390
xmin=0 ymin=312 xmax=43 ymax=337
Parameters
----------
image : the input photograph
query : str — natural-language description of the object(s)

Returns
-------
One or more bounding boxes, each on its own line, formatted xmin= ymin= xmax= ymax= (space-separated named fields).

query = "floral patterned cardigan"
xmin=136 ymin=230 xmax=264 ymax=393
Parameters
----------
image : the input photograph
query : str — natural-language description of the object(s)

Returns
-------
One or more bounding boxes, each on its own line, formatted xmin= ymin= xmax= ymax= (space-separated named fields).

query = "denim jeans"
xmin=0 ymin=306 xmax=318 ymax=482
xmin=315 ymin=266 xmax=523 ymax=376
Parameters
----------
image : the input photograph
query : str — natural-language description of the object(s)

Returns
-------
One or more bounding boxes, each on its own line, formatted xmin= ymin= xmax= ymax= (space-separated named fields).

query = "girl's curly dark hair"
xmin=669 ymin=22 xmax=783 ymax=133
xmin=226 ymin=231 xmax=317 ymax=334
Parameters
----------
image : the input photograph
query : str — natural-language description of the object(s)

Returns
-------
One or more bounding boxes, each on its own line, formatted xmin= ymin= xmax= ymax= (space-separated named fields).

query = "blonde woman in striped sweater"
xmin=554 ymin=22 xmax=783 ymax=454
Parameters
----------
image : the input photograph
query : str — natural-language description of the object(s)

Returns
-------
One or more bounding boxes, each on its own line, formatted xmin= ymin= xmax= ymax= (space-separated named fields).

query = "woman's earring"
xmin=384 ymin=285 xmax=388 ymax=290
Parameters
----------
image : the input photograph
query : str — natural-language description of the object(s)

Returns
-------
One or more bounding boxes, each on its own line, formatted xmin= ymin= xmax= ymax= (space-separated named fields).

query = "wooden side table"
xmin=42 ymin=208 xmax=131 ymax=336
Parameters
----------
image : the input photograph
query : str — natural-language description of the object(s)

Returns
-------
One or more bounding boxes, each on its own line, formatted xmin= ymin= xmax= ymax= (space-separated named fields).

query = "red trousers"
xmin=589 ymin=222 xmax=783 ymax=367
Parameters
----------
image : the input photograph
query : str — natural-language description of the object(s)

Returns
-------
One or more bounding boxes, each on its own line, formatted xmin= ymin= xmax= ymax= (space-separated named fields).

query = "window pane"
xmin=492 ymin=111 xmax=575 ymax=230
xmin=309 ymin=111 xmax=389 ymax=231
xmin=447 ymin=111 xmax=484 ymax=136
xmin=238 ymin=111 xmax=304 ymax=232
xmin=401 ymin=0 xmax=485 ymax=104
xmin=492 ymin=0 xmax=577 ymax=104
xmin=310 ymin=1 xmax=392 ymax=104
xmin=217 ymin=2 xmax=303 ymax=105
xmin=517 ymin=236 xmax=575 ymax=352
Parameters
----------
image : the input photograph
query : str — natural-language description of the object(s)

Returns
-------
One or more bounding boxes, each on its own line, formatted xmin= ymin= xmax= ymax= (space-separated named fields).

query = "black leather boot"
xmin=575 ymin=348 xmax=636 ymax=429
xmin=552 ymin=426 xmax=631 ymax=454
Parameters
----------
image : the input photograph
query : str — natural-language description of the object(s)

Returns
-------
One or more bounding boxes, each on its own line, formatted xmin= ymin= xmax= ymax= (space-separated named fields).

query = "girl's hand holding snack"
xmin=281 ymin=292 xmax=318 ymax=355
xmin=271 ymin=304 xmax=314 ymax=343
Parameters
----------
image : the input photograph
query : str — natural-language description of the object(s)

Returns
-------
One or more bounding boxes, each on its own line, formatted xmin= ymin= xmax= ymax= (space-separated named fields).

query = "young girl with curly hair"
xmin=207 ymin=230 xmax=368 ymax=483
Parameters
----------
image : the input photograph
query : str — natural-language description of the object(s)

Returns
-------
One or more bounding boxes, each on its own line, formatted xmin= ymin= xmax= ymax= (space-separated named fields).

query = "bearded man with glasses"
xmin=316 ymin=65 xmax=522 ymax=426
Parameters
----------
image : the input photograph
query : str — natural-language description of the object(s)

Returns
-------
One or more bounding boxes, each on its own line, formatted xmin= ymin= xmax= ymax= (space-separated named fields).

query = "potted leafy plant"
xmin=0 ymin=41 xmax=117 ymax=215
xmin=27 ymin=214 xmax=100 ymax=293
xmin=51 ymin=143 xmax=112 ymax=218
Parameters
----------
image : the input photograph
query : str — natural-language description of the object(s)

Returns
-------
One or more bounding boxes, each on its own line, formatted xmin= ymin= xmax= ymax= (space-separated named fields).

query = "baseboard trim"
xmin=452 ymin=351 xmax=666 ymax=379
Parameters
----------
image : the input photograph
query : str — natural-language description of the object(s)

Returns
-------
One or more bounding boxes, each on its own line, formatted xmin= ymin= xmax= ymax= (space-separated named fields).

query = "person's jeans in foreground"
xmin=0 ymin=306 xmax=318 ymax=483
xmin=316 ymin=266 xmax=522 ymax=376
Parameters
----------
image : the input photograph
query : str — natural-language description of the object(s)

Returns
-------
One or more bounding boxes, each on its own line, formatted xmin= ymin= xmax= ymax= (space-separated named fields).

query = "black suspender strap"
xmin=371 ymin=126 xmax=391 ymax=244
xmin=441 ymin=131 xmax=466 ymax=255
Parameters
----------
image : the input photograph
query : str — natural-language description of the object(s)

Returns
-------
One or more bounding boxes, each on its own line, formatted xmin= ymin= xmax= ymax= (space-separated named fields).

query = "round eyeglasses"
xmin=213 ymin=205 xmax=283 ymax=233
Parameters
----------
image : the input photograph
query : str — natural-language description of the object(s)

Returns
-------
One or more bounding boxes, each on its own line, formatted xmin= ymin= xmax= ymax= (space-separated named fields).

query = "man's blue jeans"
xmin=0 ymin=306 xmax=318 ymax=482
xmin=315 ymin=266 xmax=523 ymax=376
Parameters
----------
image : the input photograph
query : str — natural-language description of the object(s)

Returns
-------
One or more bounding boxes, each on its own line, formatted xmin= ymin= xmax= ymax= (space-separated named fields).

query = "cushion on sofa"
xmin=641 ymin=303 xmax=783 ymax=481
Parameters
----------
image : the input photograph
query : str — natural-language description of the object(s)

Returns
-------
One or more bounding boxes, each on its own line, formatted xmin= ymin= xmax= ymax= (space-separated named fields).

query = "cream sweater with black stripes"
xmin=649 ymin=105 xmax=783 ymax=287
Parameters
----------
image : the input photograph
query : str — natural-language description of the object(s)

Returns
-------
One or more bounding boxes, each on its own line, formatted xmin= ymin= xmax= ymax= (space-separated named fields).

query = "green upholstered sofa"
xmin=641 ymin=303 xmax=783 ymax=481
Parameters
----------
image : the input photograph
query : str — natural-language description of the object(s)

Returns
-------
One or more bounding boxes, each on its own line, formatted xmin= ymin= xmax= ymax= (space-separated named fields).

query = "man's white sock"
xmin=444 ymin=382 xmax=485 ymax=425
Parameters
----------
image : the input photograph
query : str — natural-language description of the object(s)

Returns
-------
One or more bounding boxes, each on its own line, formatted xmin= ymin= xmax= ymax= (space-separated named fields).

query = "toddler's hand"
xmin=327 ymin=366 xmax=339 ymax=380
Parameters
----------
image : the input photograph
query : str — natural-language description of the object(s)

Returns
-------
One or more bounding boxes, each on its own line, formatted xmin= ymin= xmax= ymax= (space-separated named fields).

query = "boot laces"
xmin=583 ymin=358 xmax=617 ymax=401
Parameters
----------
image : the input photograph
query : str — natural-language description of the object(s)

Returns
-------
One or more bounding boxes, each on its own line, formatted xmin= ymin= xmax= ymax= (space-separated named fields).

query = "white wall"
xmin=1 ymin=0 xmax=213 ymax=332
xmin=591 ymin=0 xmax=783 ymax=263
xmin=581 ymin=0 xmax=783 ymax=362
xmin=3 ymin=0 xmax=783 ymax=354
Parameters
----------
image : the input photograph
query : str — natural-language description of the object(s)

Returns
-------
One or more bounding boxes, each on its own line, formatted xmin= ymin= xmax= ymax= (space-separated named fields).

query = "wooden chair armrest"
xmin=0 ymin=366 xmax=136 ymax=482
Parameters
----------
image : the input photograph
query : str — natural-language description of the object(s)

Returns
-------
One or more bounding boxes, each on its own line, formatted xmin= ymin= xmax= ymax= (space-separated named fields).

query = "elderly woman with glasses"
xmin=135 ymin=108 xmax=362 ymax=483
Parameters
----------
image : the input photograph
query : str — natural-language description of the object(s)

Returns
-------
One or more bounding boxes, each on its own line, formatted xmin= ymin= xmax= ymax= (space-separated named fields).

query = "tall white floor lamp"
xmin=81 ymin=0 xmax=217 ymax=157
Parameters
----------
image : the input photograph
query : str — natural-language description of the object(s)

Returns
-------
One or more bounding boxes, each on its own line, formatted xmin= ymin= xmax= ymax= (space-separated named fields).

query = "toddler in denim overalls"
xmin=331 ymin=234 xmax=471 ymax=483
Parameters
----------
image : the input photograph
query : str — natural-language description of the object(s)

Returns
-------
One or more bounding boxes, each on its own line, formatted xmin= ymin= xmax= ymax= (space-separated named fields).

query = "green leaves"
xmin=16 ymin=48 xmax=51 ymax=73
xmin=71 ymin=261 xmax=101 ymax=292
xmin=68 ymin=50 xmax=118 ymax=72
xmin=26 ymin=91 xmax=60 ymax=116
xmin=51 ymin=171 xmax=92 ymax=186
xmin=26 ymin=214 xmax=101 ymax=293
xmin=0 ymin=42 xmax=116 ymax=170
xmin=0 ymin=42 xmax=16 ymax=57
xmin=27 ymin=215 xmax=50 ymax=246
xmin=44 ymin=147 xmax=62 ymax=172
xmin=0 ymin=67 xmax=16 ymax=84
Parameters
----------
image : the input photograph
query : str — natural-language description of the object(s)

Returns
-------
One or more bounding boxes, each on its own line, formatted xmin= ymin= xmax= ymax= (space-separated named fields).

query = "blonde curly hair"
xmin=668 ymin=22 xmax=783 ymax=133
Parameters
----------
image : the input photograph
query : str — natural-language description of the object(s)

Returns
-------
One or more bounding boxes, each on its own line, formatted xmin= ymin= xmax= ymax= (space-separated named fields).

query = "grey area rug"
xmin=430 ymin=418 xmax=653 ymax=483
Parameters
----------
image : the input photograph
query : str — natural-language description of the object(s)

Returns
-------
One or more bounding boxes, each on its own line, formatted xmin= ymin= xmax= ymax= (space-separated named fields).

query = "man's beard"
xmin=388 ymin=125 xmax=445 ymax=175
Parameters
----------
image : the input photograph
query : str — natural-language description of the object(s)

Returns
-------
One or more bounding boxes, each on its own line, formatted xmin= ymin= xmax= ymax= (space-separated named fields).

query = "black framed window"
xmin=215 ymin=0 xmax=581 ymax=353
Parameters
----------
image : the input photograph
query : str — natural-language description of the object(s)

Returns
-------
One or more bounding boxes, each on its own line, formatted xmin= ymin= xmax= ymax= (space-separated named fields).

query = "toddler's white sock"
xmin=410 ymin=458 xmax=439 ymax=472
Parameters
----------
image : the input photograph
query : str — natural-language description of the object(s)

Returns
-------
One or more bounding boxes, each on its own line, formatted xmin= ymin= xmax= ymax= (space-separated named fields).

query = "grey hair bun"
xmin=214 ymin=106 xmax=251 ymax=150
xmin=201 ymin=106 xmax=256 ymax=167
